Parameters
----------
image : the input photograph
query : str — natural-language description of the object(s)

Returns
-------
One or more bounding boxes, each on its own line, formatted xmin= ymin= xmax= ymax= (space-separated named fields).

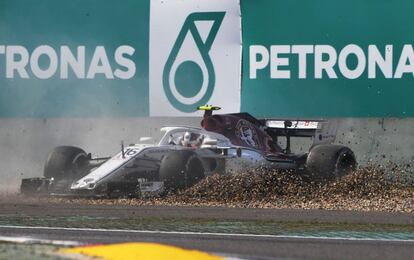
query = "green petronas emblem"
xmin=163 ymin=12 xmax=225 ymax=112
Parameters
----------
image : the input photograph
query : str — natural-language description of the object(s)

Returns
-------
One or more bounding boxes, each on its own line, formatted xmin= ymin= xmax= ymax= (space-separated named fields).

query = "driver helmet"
xmin=182 ymin=132 xmax=191 ymax=146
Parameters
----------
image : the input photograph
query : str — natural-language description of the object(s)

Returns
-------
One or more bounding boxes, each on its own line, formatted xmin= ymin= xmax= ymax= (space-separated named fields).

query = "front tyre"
xmin=44 ymin=146 xmax=89 ymax=180
xmin=159 ymin=150 xmax=205 ymax=191
xmin=306 ymin=144 xmax=356 ymax=180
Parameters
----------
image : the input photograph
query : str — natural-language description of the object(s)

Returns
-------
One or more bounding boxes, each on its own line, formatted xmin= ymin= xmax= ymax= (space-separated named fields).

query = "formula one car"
xmin=20 ymin=106 xmax=356 ymax=197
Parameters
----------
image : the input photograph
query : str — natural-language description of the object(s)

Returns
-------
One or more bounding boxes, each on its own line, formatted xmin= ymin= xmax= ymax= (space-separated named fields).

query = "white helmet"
xmin=182 ymin=132 xmax=191 ymax=146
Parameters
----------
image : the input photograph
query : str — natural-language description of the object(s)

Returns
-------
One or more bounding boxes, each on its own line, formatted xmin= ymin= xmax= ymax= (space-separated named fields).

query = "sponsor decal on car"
xmin=235 ymin=119 xmax=260 ymax=149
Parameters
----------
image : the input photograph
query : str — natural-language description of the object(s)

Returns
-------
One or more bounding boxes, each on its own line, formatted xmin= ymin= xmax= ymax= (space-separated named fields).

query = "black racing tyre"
xmin=159 ymin=150 xmax=205 ymax=191
xmin=306 ymin=144 xmax=357 ymax=180
xmin=44 ymin=146 xmax=88 ymax=180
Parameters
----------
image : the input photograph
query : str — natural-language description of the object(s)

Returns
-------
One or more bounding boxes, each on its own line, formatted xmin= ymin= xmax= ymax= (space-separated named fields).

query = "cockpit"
xmin=158 ymin=127 xmax=232 ymax=148
xmin=167 ymin=131 xmax=204 ymax=147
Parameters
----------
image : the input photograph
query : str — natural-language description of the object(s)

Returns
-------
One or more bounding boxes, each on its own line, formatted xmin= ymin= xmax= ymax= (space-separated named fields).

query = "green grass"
xmin=0 ymin=243 xmax=65 ymax=260
xmin=1 ymin=215 xmax=414 ymax=236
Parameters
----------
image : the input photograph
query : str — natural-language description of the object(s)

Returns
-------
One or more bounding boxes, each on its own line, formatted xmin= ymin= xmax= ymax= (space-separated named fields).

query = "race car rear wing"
xmin=263 ymin=119 xmax=339 ymax=145
xmin=196 ymin=106 xmax=338 ymax=148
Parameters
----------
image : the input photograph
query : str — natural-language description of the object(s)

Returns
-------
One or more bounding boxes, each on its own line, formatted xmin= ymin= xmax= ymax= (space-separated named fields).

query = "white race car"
xmin=20 ymin=106 xmax=356 ymax=197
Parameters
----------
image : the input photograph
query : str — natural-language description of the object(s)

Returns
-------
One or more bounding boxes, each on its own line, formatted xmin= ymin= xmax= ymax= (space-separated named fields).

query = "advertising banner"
xmin=241 ymin=0 xmax=414 ymax=117
xmin=0 ymin=0 xmax=241 ymax=117
xmin=0 ymin=0 xmax=150 ymax=117
xmin=4 ymin=0 xmax=414 ymax=118
xmin=149 ymin=0 xmax=241 ymax=116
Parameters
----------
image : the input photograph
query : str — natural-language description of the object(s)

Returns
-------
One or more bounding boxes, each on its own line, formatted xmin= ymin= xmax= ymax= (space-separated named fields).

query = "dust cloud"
xmin=0 ymin=117 xmax=199 ymax=193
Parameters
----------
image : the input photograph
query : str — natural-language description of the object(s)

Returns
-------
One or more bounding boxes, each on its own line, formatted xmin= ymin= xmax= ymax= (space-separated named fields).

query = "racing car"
xmin=20 ymin=106 xmax=356 ymax=197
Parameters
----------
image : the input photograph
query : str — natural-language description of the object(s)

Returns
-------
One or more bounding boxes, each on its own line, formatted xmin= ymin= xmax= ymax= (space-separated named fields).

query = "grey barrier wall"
xmin=1 ymin=118 xmax=413 ymax=193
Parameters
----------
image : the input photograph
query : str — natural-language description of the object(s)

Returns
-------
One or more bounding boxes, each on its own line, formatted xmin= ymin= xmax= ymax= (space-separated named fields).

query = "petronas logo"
xmin=163 ymin=12 xmax=225 ymax=112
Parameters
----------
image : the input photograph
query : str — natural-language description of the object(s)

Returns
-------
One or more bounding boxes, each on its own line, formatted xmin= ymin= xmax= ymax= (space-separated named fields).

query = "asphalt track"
xmin=1 ymin=198 xmax=414 ymax=259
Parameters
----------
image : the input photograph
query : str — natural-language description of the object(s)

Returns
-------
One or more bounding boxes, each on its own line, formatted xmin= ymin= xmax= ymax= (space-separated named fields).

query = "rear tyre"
xmin=306 ymin=144 xmax=356 ymax=180
xmin=159 ymin=150 xmax=205 ymax=191
xmin=44 ymin=146 xmax=88 ymax=180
